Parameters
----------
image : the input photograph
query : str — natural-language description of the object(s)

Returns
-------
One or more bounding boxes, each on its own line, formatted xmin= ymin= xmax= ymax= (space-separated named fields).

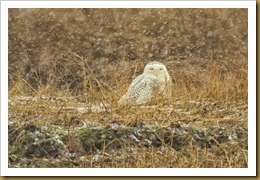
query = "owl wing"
xmin=124 ymin=74 xmax=160 ymax=105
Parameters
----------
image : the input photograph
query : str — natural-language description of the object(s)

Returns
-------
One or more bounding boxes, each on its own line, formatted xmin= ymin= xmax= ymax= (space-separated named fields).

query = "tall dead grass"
xmin=9 ymin=48 xmax=247 ymax=107
xmin=8 ymin=49 xmax=248 ymax=129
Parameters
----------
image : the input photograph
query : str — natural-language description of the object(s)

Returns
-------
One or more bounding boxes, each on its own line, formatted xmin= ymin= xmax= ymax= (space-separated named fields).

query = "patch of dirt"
xmin=8 ymin=117 xmax=247 ymax=168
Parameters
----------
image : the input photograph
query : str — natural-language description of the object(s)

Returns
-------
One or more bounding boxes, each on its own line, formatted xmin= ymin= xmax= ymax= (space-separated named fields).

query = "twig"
xmin=21 ymin=78 xmax=36 ymax=92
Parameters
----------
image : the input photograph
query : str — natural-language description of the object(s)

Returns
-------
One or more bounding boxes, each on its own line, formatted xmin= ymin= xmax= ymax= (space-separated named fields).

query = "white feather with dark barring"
xmin=118 ymin=61 xmax=172 ymax=105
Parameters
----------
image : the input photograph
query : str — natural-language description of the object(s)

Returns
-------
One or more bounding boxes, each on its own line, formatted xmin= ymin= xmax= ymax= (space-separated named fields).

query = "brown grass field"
xmin=8 ymin=8 xmax=248 ymax=168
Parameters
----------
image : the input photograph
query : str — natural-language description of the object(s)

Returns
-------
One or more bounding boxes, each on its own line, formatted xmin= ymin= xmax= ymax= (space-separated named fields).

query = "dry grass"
xmin=8 ymin=51 xmax=248 ymax=168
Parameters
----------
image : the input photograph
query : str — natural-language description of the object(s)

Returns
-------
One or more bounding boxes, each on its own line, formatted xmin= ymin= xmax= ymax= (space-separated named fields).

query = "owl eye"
xmin=159 ymin=68 xmax=163 ymax=70
xmin=150 ymin=67 xmax=154 ymax=70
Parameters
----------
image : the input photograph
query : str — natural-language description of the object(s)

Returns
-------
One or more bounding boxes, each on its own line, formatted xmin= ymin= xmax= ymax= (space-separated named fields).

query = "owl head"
xmin=143 ymin=61 xmax=170 ymax=81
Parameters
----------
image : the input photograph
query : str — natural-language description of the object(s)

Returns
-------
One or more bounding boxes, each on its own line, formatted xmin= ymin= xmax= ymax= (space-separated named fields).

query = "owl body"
xmin=118 ymin=61 xmax=172 ymax=105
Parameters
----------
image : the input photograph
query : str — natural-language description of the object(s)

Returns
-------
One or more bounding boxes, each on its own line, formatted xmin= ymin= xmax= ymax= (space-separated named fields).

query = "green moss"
xmin=76 ymin=127 xmax=121 ymax=152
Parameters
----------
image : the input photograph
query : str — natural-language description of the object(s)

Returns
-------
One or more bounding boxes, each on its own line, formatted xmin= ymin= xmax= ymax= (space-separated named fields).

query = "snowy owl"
xmin=118 ymin=61 xmax=172 ymax=105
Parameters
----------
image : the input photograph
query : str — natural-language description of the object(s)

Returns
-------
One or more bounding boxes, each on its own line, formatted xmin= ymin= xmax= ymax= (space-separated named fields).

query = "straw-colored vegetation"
xmin=8 ymin=8 xmax=248 ymax=168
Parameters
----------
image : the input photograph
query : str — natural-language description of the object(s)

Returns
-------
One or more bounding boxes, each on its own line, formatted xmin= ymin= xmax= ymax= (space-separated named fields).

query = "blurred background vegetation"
xmin=8 ymin=8 xmax=248 ymax=93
